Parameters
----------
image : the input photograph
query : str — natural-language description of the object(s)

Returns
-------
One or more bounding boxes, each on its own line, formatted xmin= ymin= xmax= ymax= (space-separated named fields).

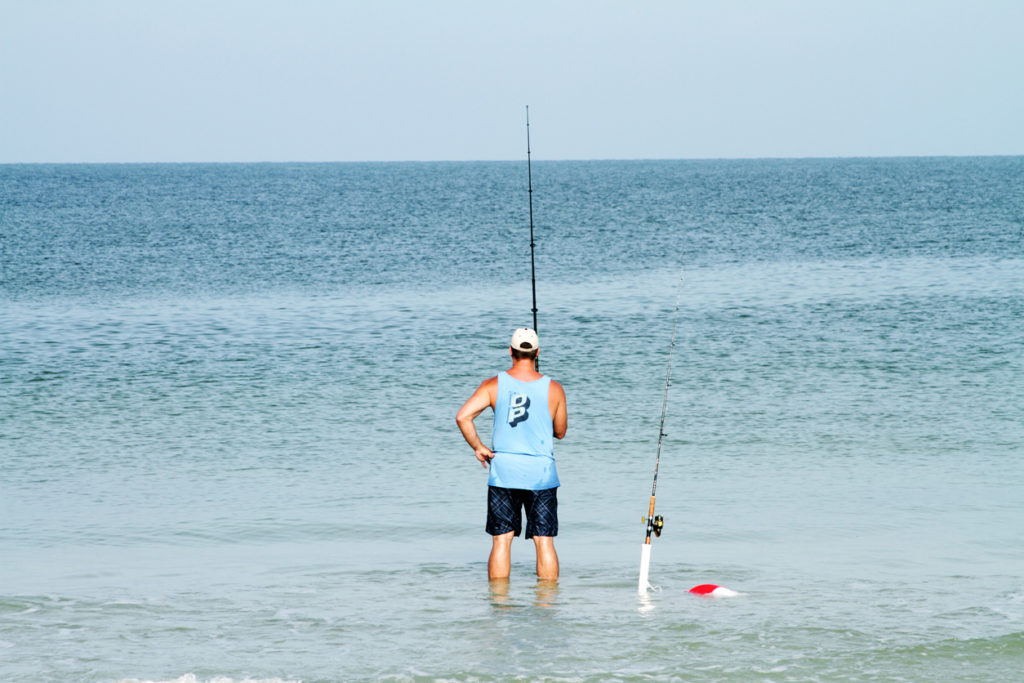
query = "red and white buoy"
xmin=689 ymin=583 xmax=739 ymax=598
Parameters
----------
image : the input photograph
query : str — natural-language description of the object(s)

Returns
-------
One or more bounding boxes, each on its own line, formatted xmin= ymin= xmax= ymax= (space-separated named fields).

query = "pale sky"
xmin=2 ymin=0 xmax=1022 ymax=163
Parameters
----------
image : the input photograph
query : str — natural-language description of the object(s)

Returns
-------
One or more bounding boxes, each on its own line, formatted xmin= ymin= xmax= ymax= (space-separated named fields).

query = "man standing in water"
xmin=456 ymin=328 xmax=568 ymax=581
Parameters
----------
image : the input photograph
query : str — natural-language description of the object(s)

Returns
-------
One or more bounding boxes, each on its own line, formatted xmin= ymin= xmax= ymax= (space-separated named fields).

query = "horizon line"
xmin=3 ymin=152 xmax=1023 ymax=166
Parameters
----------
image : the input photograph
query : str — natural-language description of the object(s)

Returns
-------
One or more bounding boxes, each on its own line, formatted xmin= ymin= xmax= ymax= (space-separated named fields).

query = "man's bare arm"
xmin=456 ymin=377 xmax=497 ymax=467
xmin=549 ymin=380 xmax=567 ymax=440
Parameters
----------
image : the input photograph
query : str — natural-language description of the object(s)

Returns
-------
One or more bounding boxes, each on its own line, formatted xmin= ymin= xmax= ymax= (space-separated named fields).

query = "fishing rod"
xmin=638 ymin=258 xmax=686 ymax=594
xmin=526 ymin=106 xmax=539 ymax=369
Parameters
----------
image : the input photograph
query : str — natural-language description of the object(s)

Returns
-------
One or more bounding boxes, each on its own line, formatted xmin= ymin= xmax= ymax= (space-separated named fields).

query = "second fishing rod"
xmin=639 ymin=258 xmax=686 ymax=593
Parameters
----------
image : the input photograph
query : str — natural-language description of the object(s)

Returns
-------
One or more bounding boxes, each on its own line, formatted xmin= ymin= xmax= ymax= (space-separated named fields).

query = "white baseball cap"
xmin=510 ymin=327 xmax=539 ymax=352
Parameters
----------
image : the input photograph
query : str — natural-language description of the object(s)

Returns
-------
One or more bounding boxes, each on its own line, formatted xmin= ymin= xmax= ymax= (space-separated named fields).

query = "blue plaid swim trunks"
xmin=486 ymin=486 xmax=558 ymax=538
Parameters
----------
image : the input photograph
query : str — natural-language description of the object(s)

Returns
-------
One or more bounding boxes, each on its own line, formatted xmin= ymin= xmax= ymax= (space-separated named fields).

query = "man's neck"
xmin=507 ymin=358 xmax=541 ymax=381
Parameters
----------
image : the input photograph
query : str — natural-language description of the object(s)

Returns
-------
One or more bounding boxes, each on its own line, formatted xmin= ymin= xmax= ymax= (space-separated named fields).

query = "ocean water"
xmin=1 ymin=158 xmax=1023 ymax=682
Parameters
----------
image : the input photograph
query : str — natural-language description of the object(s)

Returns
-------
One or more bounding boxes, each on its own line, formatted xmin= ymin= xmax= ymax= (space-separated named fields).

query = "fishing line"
xmin=638 ymin=257 xmax=686 ymax=594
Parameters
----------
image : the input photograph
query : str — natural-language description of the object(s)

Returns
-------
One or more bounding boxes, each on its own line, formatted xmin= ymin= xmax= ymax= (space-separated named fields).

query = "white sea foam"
xmin=112 ymin=676 xmax=301 ymax=683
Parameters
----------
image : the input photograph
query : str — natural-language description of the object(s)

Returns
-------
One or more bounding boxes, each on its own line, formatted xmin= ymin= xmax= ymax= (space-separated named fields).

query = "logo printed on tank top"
xmin=508 ymin=393 xmax=530 ymax=427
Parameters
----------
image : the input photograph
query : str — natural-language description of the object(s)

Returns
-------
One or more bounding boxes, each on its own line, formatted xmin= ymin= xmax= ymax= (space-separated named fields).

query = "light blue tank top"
xmin=489 ymin=371 xmax=559 ymax=491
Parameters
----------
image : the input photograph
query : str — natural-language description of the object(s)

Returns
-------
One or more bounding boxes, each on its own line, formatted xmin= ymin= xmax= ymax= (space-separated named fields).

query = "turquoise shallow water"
xmin=1 ymin=159 xmax=1023 ymax=681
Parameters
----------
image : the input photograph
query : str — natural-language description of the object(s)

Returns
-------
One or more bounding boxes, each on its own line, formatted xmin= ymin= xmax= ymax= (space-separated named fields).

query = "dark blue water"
xmin=4 ymin=158 xmax=1021 ymax=299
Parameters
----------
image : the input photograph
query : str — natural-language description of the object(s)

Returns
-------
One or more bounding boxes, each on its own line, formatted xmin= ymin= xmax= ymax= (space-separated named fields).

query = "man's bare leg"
xmin=489 ymin=577 xmax=511 ymax=605
xmin=533 ymin=535 xmax=559 ymax=580
xmin=489 ymin=531 xmax=514 ymax=579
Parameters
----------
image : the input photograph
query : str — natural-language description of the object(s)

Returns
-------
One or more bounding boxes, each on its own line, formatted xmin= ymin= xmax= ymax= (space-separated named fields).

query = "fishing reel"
xmin=642 ymin=515 xmax=664 ymax=537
